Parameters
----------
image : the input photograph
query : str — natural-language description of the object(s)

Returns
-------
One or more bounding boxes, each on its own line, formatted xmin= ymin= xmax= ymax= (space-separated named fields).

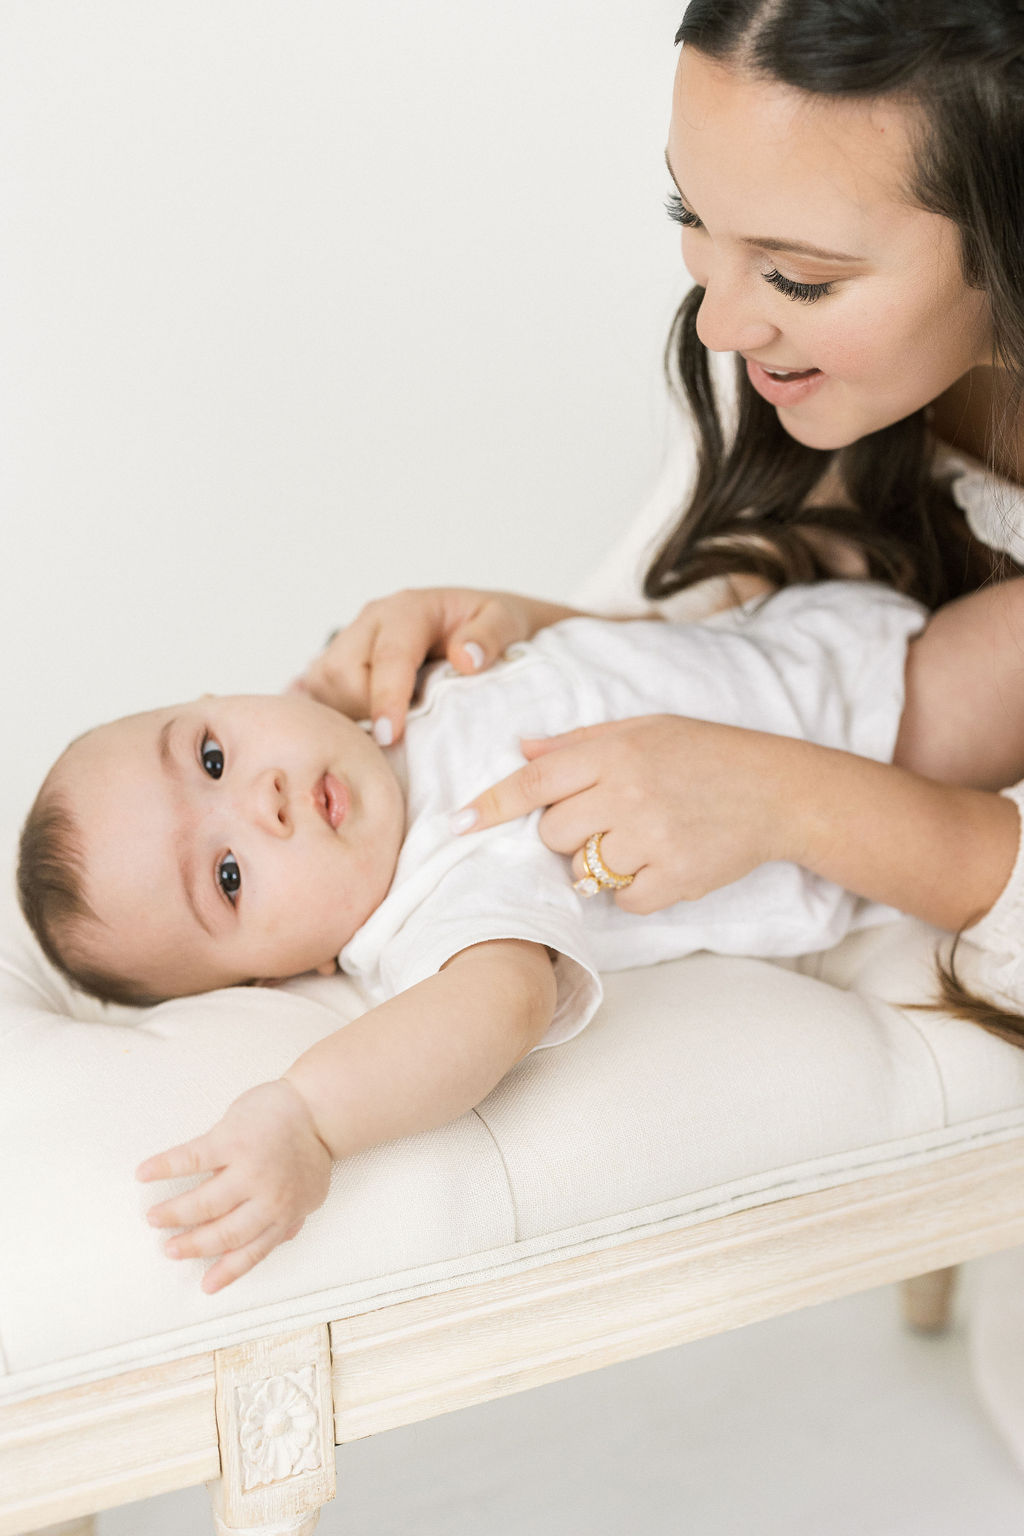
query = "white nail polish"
xmin=449 ymin=808 xmax=479 ymax=835
xmin=463 ymin=641 xmax=485 ymax=670
xmin=373 ymin=717 xmax=394 ymax=747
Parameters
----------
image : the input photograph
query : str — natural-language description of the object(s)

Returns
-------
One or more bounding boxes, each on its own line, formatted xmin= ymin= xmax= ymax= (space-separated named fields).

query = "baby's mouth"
xmin=315 ymin=772 xmax=348 ymax=830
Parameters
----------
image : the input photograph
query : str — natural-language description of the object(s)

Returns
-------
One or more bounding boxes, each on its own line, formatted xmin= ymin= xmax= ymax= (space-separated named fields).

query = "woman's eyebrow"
xmin=663 ymin=147 xmax=866 ymax=264
xmin=157 ymin=716 xmax=217 ymax=937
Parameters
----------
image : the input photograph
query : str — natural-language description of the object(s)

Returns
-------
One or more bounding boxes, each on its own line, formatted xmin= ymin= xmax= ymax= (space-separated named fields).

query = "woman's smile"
xmin=744 ymin=357 xmax=826 ymax=407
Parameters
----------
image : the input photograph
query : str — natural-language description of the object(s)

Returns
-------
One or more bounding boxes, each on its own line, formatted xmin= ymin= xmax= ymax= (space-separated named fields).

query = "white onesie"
xmin=339 ymin=579 xmax=927 ymax=1048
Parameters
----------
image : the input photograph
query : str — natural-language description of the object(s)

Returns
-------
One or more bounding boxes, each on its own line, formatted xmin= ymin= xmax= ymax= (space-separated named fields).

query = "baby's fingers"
xmin=162 ymin=1199 xmax=263 ymax=1263
xmin=136 ymin=1134 xmax=221 ymax=1185
xmin=144 ymin=1171 xmax=240 ymax=1236
xmin=200 ymin=1219 xmax=295 ymax=1294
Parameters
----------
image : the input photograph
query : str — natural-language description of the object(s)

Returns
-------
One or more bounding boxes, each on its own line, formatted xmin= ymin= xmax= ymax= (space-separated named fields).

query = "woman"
xmin=301 ymin=1 xmax=1024 ymax=976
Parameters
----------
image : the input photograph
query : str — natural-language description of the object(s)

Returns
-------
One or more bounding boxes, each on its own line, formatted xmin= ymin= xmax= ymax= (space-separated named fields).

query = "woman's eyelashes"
xmin=665 ymin=191 xmax=701 ymax=230
xmin=201 ymin=733 xmax=225 ymax=779
xmin=217 ymin=852 xmax=241 ymax=905
xmin=665 ymin=191 xmax=834 ymax=304
xmin=763 ymin=268 xmax=834 ymax=304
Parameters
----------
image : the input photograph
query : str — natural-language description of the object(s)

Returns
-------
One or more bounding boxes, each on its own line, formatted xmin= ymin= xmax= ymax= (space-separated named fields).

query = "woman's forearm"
xmin=782 ymin=738 xmax=1019 ymax=931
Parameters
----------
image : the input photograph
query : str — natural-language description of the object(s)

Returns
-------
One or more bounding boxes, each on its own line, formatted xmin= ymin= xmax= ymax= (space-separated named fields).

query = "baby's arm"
xmin=138 ymin=939 xmax=556 ymax=1293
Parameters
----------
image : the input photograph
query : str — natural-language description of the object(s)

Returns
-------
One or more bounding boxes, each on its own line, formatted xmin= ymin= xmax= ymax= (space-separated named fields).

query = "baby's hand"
xmin=137 ymin=1080 xmax=332 ymax=1294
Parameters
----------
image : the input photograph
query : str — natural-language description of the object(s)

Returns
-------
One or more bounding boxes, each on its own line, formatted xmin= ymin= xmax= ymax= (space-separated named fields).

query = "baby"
xmin=16 ymin=578 xmax=1022 ymax=1292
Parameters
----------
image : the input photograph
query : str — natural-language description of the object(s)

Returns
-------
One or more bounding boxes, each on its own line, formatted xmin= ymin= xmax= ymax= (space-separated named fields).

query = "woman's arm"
xmin=453 ymin=717 xmax=1019 ymax=933
xmin=777 ymin=736 xmax=1018 ymax=932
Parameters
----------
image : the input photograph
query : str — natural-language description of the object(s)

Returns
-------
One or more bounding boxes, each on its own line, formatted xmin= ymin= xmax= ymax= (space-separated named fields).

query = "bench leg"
xmin=206 ymin=1325 xmax=336 ymax=1536
xmin=23 ymin=1522 xmax=96 ymax=1536
xmin=901 ymin=1265 xmax=958 ymax=1333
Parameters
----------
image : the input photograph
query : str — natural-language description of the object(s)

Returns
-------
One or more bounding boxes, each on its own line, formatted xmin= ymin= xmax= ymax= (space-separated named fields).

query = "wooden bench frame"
xmin=5 ymin=1135 xmax=1024 ymax=1535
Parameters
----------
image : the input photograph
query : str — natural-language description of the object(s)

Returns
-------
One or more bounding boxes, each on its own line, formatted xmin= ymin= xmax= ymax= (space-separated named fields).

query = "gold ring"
xmin=573 ymin=831 xmax=637 ymax=897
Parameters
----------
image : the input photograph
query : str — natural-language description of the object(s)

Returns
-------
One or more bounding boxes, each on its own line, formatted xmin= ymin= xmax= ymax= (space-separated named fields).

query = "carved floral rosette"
xmin=236 ymin=1364 xmax=323 ymax=1491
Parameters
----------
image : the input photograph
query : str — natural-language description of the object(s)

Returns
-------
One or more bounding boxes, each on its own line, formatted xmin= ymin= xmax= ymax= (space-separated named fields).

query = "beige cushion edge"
xmin=4 ymin=1109 xmax=1022 ymax=1407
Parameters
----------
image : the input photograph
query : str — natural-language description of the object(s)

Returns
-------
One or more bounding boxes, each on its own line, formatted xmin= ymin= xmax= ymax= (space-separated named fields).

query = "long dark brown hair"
xmin=646 ymin=0 xmax=1024 ymax=609
xmin=650 ymin=1 xmax=1024 ymax=1047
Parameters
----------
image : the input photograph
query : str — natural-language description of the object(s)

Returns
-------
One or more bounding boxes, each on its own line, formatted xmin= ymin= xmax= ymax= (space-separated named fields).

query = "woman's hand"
xmin=453 ymin=716 xmax=810 ymax=914
xmin=137 ymin=1080 xmax=333 ymax=1294
xmin=297 ymin=587 xmax=582 ymax=744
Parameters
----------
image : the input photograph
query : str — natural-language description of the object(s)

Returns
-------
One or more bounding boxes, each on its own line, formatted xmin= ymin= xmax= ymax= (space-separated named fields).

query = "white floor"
xmin=101 ymin=1276 xmax=1024 ymax=1536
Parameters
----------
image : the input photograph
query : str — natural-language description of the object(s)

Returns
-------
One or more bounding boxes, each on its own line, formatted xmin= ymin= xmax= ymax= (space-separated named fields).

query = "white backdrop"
xmin=1 ymin=1 xmax=688 ymax=865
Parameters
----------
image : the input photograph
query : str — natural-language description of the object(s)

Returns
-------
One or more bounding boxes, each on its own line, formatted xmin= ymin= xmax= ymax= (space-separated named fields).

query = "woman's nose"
xmin=694 ymin=275 xmax=779 ymax=357
xmin=245 ymin=769 xmax=291 ymax=836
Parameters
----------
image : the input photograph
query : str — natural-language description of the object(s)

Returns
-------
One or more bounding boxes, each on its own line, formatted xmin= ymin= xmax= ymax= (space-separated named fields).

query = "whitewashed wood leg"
xmin=901 ymin=1265 xmax=958 ymax=1333
xmin=205 ymin=1326 xmax=336 ymax=1536
xmin=22 ymin=1522 xmax=96 ymax=1536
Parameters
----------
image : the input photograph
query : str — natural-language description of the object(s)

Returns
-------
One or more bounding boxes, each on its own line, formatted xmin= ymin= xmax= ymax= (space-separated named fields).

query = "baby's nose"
xmin=249 ymin=769 xmax=291 ymax=835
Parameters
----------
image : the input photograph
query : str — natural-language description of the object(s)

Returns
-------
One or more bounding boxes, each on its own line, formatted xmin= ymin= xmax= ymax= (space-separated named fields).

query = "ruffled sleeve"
xmin=944 ymin=447 xmax=1024 ymax=563
xmin=962 ymin=782 xmax=1024 ymax=1008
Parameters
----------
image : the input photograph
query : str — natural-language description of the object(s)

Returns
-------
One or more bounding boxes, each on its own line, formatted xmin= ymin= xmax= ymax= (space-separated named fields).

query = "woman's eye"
xmin=201 ymin=736 xmax=225 ymax=779
xmin=665 ymin=191 xmax=702 ymax=230
xmin=217 ymin=852 xmax=241 ymax=904
xmin=762 ymin=267 xmax=834 ymax=304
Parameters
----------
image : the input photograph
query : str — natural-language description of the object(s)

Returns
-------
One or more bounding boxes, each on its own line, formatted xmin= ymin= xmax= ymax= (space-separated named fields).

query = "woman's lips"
xmin=745 ymin=357 xmax=825 ymax=408
xmin=316 ymin=772 xmax=348 ymax=830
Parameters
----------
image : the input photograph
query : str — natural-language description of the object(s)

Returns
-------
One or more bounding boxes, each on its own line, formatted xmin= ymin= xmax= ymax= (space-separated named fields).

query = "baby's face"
xmin=61 ymin=693 xmax=405 ymax=998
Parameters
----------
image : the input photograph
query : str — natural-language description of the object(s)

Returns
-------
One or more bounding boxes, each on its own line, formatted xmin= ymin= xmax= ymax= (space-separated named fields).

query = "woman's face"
xmin=667 ymin=47 xmax=994 ymax=450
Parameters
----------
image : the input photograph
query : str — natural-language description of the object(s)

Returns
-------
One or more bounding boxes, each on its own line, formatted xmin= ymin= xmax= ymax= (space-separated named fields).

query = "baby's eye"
xmin=217 ymin=852 xmax=241 ymax=904
xmin=201 ymin=735 xmax=225 ymax=779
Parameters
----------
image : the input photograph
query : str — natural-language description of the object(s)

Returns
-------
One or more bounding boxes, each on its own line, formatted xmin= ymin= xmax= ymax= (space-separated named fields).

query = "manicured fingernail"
xmin=463 ymin=641 xmax=485 ymax=670
xmin=373 ymin=717 xmax=393 ymax=746
xmin=449 ymin=808 xmax=478 ymax=835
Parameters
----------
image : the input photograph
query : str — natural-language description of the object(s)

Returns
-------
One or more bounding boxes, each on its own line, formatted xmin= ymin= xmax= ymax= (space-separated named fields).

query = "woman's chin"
xmin=774 ymin=404 xmax=864 ymax=452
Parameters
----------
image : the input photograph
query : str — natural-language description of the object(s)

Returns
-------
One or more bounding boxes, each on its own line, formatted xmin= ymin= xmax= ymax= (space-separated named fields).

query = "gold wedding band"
xmin=573 ymin=831 xmax=637 ymax=897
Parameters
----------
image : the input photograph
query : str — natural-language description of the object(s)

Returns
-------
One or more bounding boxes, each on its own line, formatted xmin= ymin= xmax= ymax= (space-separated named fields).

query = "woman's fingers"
xmin=568 ymin=830 xmax=640 ymax=885
xmin=300 ymin=590 xmax=526 ymax=745
xmin=366 ymin=636 xmax=431 ymax=745
xmin=306 ymin=605 xmax=433 ymax=739
xmin=445 ymin=596 xmax=523 ymax=675
xmin=519 ymin=726 xmax=604 ymax=759
xmin=455 ymin=721 xmax=642 ymax=832
xmin=456 ymin=742 xmax=601 ymax=832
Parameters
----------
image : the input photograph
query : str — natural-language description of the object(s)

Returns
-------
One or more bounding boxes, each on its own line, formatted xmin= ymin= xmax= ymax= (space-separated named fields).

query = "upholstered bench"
xmin=4 ymin=903 xmax=1024 ymax=1536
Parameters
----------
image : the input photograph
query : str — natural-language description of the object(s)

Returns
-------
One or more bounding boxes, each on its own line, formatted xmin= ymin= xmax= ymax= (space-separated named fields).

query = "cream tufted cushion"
xmin=4 ymin=897 xmax=1024 ymax=1407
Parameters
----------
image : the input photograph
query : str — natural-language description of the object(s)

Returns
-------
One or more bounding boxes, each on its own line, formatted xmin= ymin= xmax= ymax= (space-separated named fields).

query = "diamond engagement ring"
xmin=572 ymin=831 xmax=637 ymax=897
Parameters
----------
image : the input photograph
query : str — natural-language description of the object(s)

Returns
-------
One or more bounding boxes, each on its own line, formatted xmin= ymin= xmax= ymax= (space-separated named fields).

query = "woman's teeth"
xmin=763 ymin=366 xmax=818 ymax=379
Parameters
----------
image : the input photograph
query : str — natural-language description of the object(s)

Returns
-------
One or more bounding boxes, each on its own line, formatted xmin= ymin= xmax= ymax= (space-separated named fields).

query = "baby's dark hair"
xmin=17 ymin=777 xmax=160 ymax=1009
